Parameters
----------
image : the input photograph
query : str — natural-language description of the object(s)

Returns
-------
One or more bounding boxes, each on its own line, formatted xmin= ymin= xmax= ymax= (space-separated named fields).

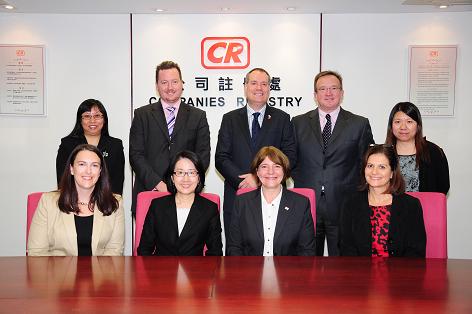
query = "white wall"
xmin=0 ymin=13 xmax=132 ymax=255
xmin=1 ymin=11 xmax=471 ymax=258
xmin=322 ymin=12 xmax=472 ymax=258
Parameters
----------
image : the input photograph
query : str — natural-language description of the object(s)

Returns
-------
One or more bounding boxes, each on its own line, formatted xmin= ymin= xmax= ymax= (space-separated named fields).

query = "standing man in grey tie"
xmin=130 ymin=60 xmax=210 ymax=215
xmin=292 ymin=70 xmax=374 ymax=256
xmin=215 ymin=68 xmax=297 ymax=236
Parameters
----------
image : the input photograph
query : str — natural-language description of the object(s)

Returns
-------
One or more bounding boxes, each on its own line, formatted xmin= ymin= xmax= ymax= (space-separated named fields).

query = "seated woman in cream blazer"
xmin=28 ymin=144 xmax=124 ymax=256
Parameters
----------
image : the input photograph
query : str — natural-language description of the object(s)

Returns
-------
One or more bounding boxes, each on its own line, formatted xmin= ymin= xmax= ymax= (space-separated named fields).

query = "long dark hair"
xmin=68 ymin=99 xmax=110 ymax=137
xmin=359 ymin=144 xmax=405 ymax=195
xmin=165 ymin=150 xmax=205 ymax=195
xmin=58 ymin=144 xmax=118 ymax=215
xmin=385 ymin=102 xmax=429 ymax=167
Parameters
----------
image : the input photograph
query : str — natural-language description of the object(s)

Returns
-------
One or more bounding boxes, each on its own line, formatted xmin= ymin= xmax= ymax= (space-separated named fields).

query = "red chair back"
xmin=407 ymin=192 xmax=447 ymax=258
xmin=236 ymin=187 xmax=316 ymax=228
xmin=134 ymin=191 xmax=220 ymax=256
xmin=27 ymin=192 xmax=44 ymax=246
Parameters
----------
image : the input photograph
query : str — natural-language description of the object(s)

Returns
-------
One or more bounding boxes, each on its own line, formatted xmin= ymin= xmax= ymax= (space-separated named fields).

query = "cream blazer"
xmin=27 ymin=191 xmax=124 ymax=256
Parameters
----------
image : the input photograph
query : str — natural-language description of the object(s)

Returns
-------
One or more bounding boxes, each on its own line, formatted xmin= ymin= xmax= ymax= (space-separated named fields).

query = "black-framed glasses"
xmin=173 ymin=170 xmax=199 ymax=178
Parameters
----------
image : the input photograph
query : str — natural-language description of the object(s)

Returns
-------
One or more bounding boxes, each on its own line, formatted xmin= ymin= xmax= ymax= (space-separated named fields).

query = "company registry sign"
xmin=132 ymin=14 xmax=320 ymax=116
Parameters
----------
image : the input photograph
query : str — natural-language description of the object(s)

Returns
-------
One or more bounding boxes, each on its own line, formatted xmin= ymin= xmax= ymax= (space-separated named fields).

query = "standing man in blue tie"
xmin=292 ymin=70 xmax=374 ymax=256
xmin=130 ymin=61 xmax=210 ymax=215
xmin=215 ymin=67 xmax=297 ymax=237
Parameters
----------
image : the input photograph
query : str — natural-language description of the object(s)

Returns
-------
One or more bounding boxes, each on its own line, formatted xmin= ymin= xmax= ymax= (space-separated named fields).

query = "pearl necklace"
xmin=78 ymin=201 xmax=89 ymax=206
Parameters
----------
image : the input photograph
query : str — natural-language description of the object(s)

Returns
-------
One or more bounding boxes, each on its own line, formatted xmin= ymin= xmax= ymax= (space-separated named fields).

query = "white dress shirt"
xmin=260 ymin=187 xmax=283 ymax=256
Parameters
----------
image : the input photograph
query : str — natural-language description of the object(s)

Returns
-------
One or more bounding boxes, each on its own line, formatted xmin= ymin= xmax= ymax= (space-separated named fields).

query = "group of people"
xmin=27 ymin=60 xmax=449 ymax=258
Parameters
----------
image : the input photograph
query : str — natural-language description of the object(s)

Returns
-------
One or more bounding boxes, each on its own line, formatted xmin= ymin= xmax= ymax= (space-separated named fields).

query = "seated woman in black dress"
xmin=385 ymin=102 xmax=449 ymax=194
xmin=340 ymin=144 xmax=426 ymax=257
xmin=138 ymin=150 xmax=223 ymax=256
xmin=56 ymin=99 xmax=124 ymax=195
xmin=226 ymin=146 xmax=315 ymax=256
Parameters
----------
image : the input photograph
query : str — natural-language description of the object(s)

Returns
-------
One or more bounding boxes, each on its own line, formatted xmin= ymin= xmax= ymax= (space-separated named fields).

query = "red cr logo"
xmin=201 ymin=37 xmax=250 ymax=69
xmin=16 ymin=50 xmax=25 ymax=56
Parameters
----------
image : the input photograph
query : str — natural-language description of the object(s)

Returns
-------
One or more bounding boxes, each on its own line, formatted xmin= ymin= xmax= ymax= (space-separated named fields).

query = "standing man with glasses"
xmin=215 ymin=67 xmax=297 ymax=237
xmin=130 ymin=61 xmax=210 ymax=216
xmin=292 ymin=70 xmax=374 ymax=256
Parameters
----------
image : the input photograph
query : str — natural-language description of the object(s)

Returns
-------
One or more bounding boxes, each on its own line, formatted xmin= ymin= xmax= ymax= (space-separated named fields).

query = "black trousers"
xmin=315 ymin=194 xmax=340 ymax=256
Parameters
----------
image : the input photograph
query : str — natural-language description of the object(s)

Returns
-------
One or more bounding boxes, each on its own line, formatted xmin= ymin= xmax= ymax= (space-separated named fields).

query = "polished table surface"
xmin=1 ymin=256 xmax=471 ymax=313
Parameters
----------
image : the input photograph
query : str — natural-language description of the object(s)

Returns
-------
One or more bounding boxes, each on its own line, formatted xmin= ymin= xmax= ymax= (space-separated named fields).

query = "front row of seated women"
xmin=28 ymin=144 xmax=426 ymax=257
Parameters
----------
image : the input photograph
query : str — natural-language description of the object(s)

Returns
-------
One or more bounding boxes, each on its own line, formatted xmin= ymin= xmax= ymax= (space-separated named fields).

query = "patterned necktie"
xmin=166 ymin=107 xmax=176 ymax=138
xmin=251 ymin=112 xmax=261 ymax=148
xmin=322 ymin=113 xmax=332 ymax=150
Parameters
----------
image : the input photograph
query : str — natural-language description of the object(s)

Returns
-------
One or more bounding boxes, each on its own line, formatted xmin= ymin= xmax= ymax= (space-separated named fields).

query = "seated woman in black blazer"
xmin=340 ymin=144 xmax=426 ymax=257
xmin=226 ymin=146 xmax=315 ymax=256
xmin=56 ymin=99 xmax=124 ymax=195
xmin=137 ymin=150 xmax=223 ymax=256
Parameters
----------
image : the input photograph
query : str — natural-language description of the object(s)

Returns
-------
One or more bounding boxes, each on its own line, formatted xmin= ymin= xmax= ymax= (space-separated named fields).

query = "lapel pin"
xmin=267 ymin=115 xmax=271 ymax=120
xmin=285 ymin=206 xmax=289 ymax=211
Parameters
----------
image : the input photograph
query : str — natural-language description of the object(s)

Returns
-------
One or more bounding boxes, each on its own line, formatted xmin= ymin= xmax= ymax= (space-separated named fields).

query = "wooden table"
xmin=0 ymin=256 xmax=471 ymax=313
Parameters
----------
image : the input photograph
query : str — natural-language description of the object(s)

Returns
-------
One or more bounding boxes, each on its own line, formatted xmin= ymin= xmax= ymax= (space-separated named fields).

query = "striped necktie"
xmin=166 ymin=107 xmax=176 ymax=138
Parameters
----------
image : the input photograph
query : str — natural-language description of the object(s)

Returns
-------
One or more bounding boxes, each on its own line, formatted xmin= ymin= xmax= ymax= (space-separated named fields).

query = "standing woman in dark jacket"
xmin=385 ymin=102 xmax=449 ymax=194
xmin=56 ymin=99 xmax=125 ymax=195
xmin=340 ymin=144 xmax=426 ymax=257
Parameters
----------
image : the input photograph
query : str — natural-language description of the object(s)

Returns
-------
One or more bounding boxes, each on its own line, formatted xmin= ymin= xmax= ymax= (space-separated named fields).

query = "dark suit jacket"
xmin=339 ymin=191 xmax=426 ymax=257
xmin=226 ymin=188 xmax=315 ymax=256
xmin=215 ymin=106 xmax=296 ymax=218
xmin=418 ymin=140 xmax=450 ymax=194
xmin=56 ymin=134 xmax=125 ymax=195
xmin=292 ymin=107 xmax=374 ymax=222
xmin=137 ymin=194 xmax=223 ymax=256
xmin=129 ymin=100 xmax=210 ymax=214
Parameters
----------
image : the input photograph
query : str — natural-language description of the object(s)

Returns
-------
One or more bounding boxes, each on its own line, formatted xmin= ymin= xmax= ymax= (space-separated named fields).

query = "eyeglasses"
xmin=82 ymin=114 xmax=104 ymax=121
xmin=173 ymin=170 xmax=199 ymax=177
xmin=316 ymin=86 xmax=342 ymax=93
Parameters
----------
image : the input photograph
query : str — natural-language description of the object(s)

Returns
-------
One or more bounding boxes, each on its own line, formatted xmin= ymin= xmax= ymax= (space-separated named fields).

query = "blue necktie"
xmin=251 ymin=112 xmax=261 ymax=148
xmin=322 ymin=114 xmax=331 ymax=150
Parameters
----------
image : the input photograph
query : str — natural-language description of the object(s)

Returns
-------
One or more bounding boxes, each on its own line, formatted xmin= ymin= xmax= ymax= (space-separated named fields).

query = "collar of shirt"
xmin=161 ymin=98 xmax=181 ymax=120
xmin=318 ymin=106 xmax=341 ymax=132
xmin=247 ymin=104 xmax=267 ymax=129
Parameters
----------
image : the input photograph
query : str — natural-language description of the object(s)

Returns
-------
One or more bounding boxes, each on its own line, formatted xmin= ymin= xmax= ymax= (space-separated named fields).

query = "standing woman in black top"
xmin=56 ymin=99 xmax=125 ymax=195
xmin=385 ymin=102 xmax=449 ymax=194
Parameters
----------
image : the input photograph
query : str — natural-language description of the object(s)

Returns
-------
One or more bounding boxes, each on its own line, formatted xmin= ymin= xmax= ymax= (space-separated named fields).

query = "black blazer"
xmin=137 ymin=194 xmax=223 ymax=256
xmin=339 ymin=191 xmax=426 ymax=257
xmin=226 ymin=187 xmax=315 ymax=256
xmin=129 ymin=100 xmax=210 ymax=214
xmin=292 ymin=107 xmax=374 ymax=223
xmin=215 ymin=106 xmax=297 ymax=219
xmin=56 ymin=134 xmax=124 ymax=195
xmin=418 ymin=140 xmax=450 ymax=194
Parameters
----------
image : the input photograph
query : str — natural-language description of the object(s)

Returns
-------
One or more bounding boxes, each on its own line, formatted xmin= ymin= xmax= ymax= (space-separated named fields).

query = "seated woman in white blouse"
xmin=137 ymin=150 xmax=223 ymax=256
xmin=226 ymin=146 xmax=315 ymax=256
